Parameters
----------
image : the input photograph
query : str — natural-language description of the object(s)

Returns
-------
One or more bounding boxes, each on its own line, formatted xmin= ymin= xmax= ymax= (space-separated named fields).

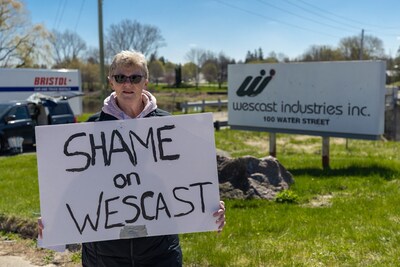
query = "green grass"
xmin=1 ymin=129 xmax=400 ymax=266
xmin=0 ymin=154 xmax=40 ymax=218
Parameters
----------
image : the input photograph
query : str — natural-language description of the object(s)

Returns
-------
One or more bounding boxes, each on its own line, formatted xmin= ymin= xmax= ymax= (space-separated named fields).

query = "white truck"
xmin=0 ymin=68 xmax=83 ymax=115
xmin=0 ymin=68 xmax=83 ymax=153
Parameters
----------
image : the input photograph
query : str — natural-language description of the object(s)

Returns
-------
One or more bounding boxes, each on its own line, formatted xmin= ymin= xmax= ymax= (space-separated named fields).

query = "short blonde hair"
xmin=108 ymin=50 xmax=148 ymax=79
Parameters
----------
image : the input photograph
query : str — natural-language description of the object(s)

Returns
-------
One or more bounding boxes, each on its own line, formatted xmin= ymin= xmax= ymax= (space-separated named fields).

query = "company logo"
xmin=34 ymin=77 xmax=68 ymax=86
xmin=236 ymin=69 xmax=276 ymax=97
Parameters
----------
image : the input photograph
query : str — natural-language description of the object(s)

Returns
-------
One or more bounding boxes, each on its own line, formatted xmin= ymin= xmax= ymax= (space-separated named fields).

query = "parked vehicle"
xmin=0 ymin=96 xmax=76 ymax=153
xmin=0 ymin=101 xmax=36 ymax=152
xmin=45 ymin=100 xmax=76 ymax=124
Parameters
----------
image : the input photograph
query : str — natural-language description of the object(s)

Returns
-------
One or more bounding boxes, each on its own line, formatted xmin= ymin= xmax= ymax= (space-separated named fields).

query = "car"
xmin=45 ymin=100 xmax=76 ymax=124
xmin=0 ymin=98 xmax=76 ymax=153
xmin=0 ymin=101 xmax=37 ymax=153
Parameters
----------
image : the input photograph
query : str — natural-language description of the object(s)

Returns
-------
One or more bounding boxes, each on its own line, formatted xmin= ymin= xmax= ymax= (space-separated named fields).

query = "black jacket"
xmin=82 ymin=108 xmax=182 ymax=267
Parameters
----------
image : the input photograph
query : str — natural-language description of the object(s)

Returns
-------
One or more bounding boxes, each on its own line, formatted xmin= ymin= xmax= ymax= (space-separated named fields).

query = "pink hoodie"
xmin=102 ymin=90 xmax=158 ymax=120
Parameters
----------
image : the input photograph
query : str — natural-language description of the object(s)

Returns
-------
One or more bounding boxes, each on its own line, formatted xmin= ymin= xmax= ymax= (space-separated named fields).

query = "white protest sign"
xmin=228 ymin=61 xmax=386 ymax=139
xmin=36 ymin=113 xmax=220 ymax=247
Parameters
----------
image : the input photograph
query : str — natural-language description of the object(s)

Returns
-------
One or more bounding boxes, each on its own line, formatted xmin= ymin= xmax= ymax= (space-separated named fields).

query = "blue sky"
xmin=25 ymin=0 xmax=400 ymax=64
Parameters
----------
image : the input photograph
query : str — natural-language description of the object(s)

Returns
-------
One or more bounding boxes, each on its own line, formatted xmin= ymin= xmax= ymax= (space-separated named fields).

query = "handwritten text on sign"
xmin=36 ymin=113 xmax=220 ymax=247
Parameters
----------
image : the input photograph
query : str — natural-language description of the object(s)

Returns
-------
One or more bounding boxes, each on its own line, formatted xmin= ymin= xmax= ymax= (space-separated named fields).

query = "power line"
xmin=282 ymin=0 xmax=363 ymax=31
xmin=293 ymin=0 xmax=399 ymax=31
xmin=291 ymin=0 xmax=399 ymax=39
xmin=213 ymin=0 xmax=341 ymax=39
xmin=54 ymin=0 xmax=68 ymax=30
xmin=74 ymin=0 xmax=86 ymax=32
xmin=257 ymin=0 xmax=356 ymax=33
xmin=53 ymin=0 xmax=63 ymax=29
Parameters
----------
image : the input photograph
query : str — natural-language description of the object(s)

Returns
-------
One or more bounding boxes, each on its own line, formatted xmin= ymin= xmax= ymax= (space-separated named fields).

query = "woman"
xmin=46 ymin=50 xmax=225 ymax=266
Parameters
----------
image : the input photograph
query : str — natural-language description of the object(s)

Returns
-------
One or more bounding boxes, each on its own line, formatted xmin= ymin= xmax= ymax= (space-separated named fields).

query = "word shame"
xmin=63 ymin=125 xmax=180 ymax=172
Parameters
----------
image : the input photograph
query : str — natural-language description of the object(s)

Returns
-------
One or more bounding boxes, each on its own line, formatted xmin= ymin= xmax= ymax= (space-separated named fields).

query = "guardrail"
xmin=179 ymin=99 xmax=227 ymax=113
xmin=213 ymin=120 xmax=228 ymax=130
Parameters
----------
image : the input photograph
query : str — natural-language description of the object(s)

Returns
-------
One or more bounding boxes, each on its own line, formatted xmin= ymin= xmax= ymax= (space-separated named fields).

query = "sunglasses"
xmin=113 ymin=74 xmax=143 ymax=84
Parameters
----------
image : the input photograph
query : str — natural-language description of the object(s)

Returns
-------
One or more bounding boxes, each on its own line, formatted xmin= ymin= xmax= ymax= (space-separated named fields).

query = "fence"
xmin=385 ymin=86 xmax=400 ymax=141
xmin=179 ymin=99 xmax=227 ymax=113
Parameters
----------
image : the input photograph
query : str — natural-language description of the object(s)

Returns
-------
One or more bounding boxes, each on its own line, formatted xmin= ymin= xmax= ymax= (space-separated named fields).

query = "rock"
xmin=217 ymin=155 xmax=294 ymax=200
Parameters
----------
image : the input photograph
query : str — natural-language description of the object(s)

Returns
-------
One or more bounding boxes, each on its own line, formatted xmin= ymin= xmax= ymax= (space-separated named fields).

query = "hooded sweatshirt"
xmin=102 ymin=90 xmax=158 ymax=120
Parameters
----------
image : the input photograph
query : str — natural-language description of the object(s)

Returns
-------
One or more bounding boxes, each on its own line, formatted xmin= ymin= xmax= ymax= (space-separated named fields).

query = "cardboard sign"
xmin=36 ymin=113 xmax=220 ymax=247
xmin=228 ymin=61 xmax=386 ymax=139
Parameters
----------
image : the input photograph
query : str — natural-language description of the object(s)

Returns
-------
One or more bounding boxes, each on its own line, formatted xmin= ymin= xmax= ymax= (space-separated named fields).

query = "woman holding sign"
xmin=39 ymin=50 xmax=225 ymax=267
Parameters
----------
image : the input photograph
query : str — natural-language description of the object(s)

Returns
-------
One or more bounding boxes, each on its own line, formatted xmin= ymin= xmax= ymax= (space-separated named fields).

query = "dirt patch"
xmin=0 ymin=215 xmax=80 ymax=266
xmin=245 ymin=139 xmax=269 ymax=152
xmin=303 ymin=194 xmax=333 ymax=208
xmin=0 ymin=237 xmax=80 ymax=266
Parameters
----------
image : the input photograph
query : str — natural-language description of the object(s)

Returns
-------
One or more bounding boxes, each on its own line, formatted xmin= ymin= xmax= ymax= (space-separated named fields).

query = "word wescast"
xmin=66 ymin=182 xmax=213 ymax=235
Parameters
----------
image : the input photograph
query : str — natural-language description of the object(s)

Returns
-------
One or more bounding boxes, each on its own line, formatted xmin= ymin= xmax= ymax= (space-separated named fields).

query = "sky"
xmin=24 ymin=0 xmax=400 ymax=64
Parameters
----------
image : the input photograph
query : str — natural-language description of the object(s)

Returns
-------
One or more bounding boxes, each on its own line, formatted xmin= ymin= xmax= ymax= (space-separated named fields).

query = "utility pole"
xmin=98 ymin=0 xmax=106 ymax=96
xmin=346 ymin=28 xmax=365 ymax=151
xmin=359 ymin=29 xmax=364 ymax=60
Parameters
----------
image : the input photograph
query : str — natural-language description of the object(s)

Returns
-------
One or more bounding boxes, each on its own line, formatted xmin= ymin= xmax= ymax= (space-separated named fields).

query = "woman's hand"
xmin=213 ymin=200 xmax=226 ymax=232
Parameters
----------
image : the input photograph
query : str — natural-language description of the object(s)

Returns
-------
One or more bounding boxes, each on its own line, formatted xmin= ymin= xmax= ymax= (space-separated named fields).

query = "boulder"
xmin=217 ymin=155 xmax=294 ymax=200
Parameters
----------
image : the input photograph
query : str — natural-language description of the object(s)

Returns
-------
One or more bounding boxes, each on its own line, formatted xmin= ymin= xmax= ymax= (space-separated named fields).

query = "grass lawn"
xmin=1 ymin=129 xmax=400 ymax=266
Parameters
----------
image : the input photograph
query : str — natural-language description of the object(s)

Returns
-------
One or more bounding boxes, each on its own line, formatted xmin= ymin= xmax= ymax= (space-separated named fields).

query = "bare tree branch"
xmin=105 ymin=19 xmax=165 ymax=60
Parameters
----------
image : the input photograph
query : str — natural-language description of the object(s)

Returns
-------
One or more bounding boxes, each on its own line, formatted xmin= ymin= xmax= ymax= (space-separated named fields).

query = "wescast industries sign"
xmin=228 ymin=61 xmax=386 ymax=140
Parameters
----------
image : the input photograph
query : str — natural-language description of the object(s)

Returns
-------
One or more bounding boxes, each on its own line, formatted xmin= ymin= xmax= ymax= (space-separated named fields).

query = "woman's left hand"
xmin=213 ymin=200 xmax=226 ymax=232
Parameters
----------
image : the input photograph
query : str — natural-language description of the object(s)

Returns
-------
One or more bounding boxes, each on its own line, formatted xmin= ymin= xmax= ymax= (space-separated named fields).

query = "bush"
xmin=275 ymin=190 xmax=299 ymax=204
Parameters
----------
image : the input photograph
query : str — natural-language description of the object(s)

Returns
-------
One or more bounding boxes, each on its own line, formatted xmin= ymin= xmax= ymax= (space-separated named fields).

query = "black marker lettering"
xmin=141 ymin=191 xmax=155 ymax=220
xmin=190 ymin=182 xmax=213 ymax=213
xmin=66 ymin=191 xmax=103 ymax=234
xmin=122 ymin=195 xmax=141 ymax=224
xmin=89 ymin=132 xmax=108 ymax=167
xmin=155 ymin=193 xmax=171 ymax=220
xmin=64 ymin=132 xmax=91 ymax=172
xmin=157 ymin=125 xmax=180 ymax=161
xmin=105 ymin=196 xmax=124 ymax=229
xmin=129 ymin=127 xmax=157 ymax=163
xmin=108 ymin=130 xmax=135 ymax=166
xmin=173 ymin=187 xmax=194 ymax=217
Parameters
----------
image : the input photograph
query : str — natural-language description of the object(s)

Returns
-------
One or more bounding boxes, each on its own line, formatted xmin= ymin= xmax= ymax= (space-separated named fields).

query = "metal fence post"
xmin=322 ymin=136 xmax=330 ymax=169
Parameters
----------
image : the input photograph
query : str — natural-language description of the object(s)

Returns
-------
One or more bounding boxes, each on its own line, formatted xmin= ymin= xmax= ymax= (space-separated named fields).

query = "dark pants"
xmin=82 ymin=235 xmax=182 ymax=267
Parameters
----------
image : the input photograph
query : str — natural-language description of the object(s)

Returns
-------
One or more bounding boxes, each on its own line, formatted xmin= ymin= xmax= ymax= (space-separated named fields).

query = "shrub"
xmin=275 ymin=190 xmax=299 ymax=204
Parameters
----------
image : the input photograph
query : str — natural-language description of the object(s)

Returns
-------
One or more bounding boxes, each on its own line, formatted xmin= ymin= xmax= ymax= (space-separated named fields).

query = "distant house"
xmin=386 ymin=70 xmax=399 ymax=84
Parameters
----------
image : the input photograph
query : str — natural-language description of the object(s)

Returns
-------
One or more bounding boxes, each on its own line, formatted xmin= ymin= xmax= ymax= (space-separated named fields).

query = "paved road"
xmin=212 ymin=111 xmax=228 ymax=122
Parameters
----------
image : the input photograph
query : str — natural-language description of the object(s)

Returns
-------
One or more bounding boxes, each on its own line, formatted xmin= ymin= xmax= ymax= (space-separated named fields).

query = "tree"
xmin=163 ymin=61 xmax=176 ymax=86
xmin=258 ymin=47 xmax=264 ymax=61
xmin=148 ymin=60 xmax=165 ymax=86
xmin=182 ymin=62 xmax=197 ymax=83
xmin=245 ymin=48 xmax=272 ymax=63
xmin=80 ymin=61 xmax=100 ymax=92
xmin=202 ymin=60 xmax=218 ymax=85
xmin=50 ymin=29 xmax=87 ymax=65
xmin=264 ymin=51 xmax=279 ymax=63
xmin=105 ymin=19 xmax=165 ymax=59
xmin=85 ymin=47 xmax=100 ymax=64
xmin=175 ymin=64 xmax=182 ymax=88
xmin=338 ymin=34 xmax=385 ymax=60
xmin=185 ymin=48 xmax=207 ymax=88
xmin=301 ymin=45 xmax=343 ymax=61
xmin=0 ymin=0 xmax=50 ymax=67
xmin=216 ymin=52 xmax=234 ymax=88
